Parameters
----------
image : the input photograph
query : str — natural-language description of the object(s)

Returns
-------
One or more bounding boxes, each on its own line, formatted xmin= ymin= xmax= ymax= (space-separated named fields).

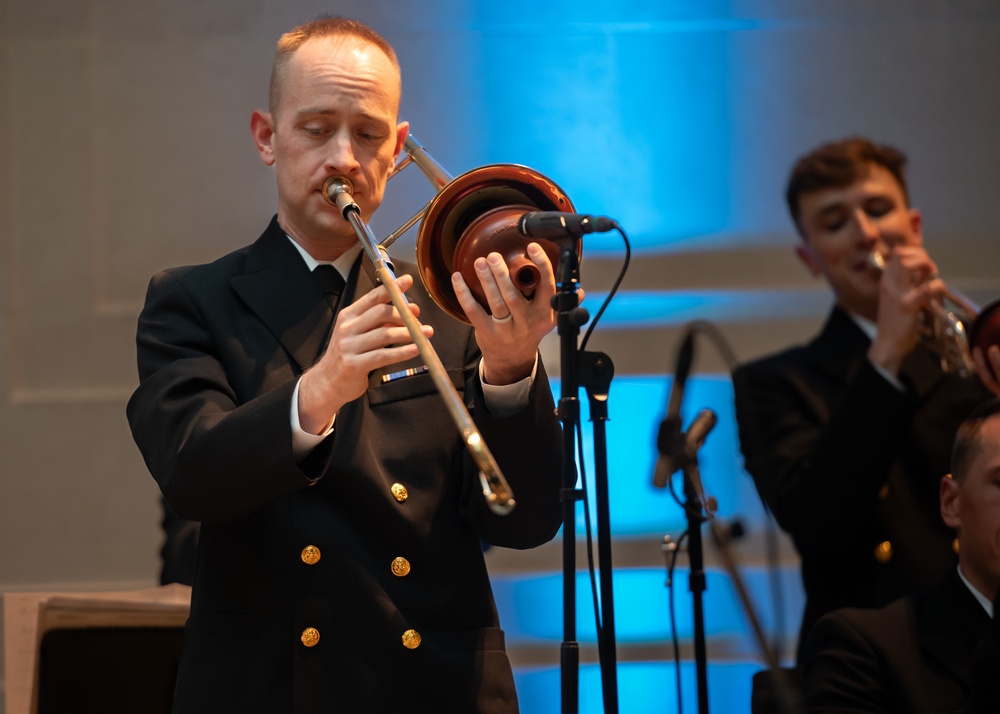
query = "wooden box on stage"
xmin=3 ymin=584 xmax=191 ymax=714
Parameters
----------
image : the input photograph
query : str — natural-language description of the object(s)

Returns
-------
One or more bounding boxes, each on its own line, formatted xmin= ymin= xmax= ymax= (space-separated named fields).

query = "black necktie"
xmin=312 ymin=265 xmax=345 ymax=311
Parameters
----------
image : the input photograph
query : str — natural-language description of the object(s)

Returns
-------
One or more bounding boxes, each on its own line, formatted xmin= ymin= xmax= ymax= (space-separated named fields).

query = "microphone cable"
xmin=579 ymin=224 xmax=630 ymax=353
xmin=577 ymin=224 xmax=629 ymax=701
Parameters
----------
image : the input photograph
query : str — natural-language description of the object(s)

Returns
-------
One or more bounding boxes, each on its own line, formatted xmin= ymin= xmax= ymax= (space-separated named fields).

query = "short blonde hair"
xmin=269 ymin=16 xmax=401 ymax=117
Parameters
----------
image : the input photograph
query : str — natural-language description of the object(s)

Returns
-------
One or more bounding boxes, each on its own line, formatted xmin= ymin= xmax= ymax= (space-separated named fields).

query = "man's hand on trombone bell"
xmin=451 ymin=242 xmax=583 ymax=387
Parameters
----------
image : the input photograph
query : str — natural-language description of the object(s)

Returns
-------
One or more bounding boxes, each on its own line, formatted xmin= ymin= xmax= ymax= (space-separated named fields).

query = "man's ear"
xmin=795 ymin=242 xmax=822 ymax=278
xmin=250 ymin=110 xmax=277 ymax=167
xmin=940 ymin=473 xmax=961 ymax=530
xmin=390 ymin=120 xmax=409 ymax=175
xmin=909 ymin=207 xmax=923 ymax=245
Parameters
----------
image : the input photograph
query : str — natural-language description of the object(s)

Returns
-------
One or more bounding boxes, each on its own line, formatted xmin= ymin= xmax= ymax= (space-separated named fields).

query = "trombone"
xmin=323 ymin=135 xmax=581 ymax=515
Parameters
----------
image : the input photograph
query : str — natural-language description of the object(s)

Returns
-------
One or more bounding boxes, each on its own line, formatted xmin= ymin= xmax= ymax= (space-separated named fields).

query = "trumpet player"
xmin=732 ymin=136 xmax=993 ymax=662
xmin=127 ymin=17 xmax=564 ymax=713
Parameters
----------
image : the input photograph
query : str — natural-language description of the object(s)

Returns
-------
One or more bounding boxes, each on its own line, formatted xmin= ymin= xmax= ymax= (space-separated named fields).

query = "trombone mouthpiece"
xmin=323 ymin=177 xmax=359 ymax=217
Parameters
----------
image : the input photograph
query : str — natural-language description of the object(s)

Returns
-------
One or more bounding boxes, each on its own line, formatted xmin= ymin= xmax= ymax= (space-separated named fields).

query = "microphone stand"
xmin=658 ymin=404 xmax=714 ymax=714
xmin=581 ymin=350 xmax=618 ymax=712
xmin=681 ymin=444 xmax=711 ymax=714
xmin=554 ymin=242 xmax=584 ymax=714
xmin=654 ymin=325 xmax=714 ymax=714
xmin=553 ymin=243 xmax=620 ymax=714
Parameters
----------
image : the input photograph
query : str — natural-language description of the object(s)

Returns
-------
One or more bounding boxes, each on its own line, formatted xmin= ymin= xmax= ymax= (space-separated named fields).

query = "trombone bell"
xmin=415 ymin=163 xmax=581 ymax=324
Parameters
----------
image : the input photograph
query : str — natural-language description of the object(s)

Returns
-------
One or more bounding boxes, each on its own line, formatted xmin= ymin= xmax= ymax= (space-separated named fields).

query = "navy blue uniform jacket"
xmin=127 ymin=217 xmax=563 ymax=713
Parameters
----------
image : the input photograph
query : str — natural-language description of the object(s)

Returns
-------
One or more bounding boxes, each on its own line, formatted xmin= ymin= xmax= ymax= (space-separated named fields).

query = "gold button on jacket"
xmin=391 ymin=557 xmax=411 ymax=577
xmin=300 ymin=545 xmax=321 ymax=565
xmin=301 ymin=627 xmax=320 ymax=647
xmin=391 ymin=483 xmax=408 ymax=502
xmin=401 ymin=629 xmax=421 ymax=649
xmin=874 ymin=540 xmax=893 ymax=564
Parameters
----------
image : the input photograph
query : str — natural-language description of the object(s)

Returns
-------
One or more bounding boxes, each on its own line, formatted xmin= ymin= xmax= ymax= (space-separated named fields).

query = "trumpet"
xmin=869 ymin=251 xmax=1000 ymax=378
xmin=323 ymin=135 xmax=582 ymax=515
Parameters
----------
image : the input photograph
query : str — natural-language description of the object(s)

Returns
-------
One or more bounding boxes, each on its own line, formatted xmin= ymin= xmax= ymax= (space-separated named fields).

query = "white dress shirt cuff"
xmin=291 ymin=377 xmax=335 ymax=460
xmin=479 ymin=354 xmax=537 ymax=418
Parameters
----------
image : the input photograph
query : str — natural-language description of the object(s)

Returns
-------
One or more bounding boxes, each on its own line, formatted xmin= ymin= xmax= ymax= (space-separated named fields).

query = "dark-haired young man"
xmin=733 ymin=137 xmax=991 ymax=658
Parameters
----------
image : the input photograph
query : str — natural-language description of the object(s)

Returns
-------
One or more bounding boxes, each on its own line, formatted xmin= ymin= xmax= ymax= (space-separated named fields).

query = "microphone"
xmin=653 ymin=329 xmax=696 ymax=488
xmin=684 ymin=408 xmax=717 ymax=457
xmin=682 ymin=408 xmax=717 ymax=515
xmin=518 ymin=211 xmax=616 ymax=239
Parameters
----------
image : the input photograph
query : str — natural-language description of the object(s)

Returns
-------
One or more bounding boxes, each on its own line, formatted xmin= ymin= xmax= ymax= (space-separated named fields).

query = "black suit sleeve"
xmin=464 ymin=352 xmax=563 ymax=549
xmin=799 ymin=610 xmax=894 ymax=713
xmin=127 ymin=269 xmax=314 ymax=523
xmin=966 ymin=592 xmax=1000 ymax=713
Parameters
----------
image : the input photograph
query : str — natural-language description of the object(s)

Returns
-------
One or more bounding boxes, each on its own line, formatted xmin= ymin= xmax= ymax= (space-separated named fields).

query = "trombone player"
xmin=732 ymin=137 xmax=994 ymax=662
xmin=127 ymin=17 xmax=564 ymax=712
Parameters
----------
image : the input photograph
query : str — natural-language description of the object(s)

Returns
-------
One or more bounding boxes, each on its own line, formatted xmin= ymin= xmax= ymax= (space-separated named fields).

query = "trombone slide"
xmin=324 ymin=177 xmax=516 ymax=515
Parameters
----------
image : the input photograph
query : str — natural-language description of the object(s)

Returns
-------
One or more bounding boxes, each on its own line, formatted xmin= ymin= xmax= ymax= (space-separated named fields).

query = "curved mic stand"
xmin=553 ymin=242 xmax=620 ymax=714
xmin=709 ymin=520 xmax=804 ymax=714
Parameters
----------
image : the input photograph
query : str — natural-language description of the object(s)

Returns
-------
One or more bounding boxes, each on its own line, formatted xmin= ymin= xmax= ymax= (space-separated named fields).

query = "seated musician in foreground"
xmin=800 ymin=398 xmax=1000 ymax=712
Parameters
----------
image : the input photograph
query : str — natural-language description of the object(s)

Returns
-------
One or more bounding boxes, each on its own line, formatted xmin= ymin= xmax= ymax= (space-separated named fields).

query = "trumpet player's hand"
xmin=867 ymin=246 xmax=945 ymax=377
xmin=974 ymin=345 xmax=1000 ymax=397
xmin=452 ymin=242 xmax=563 ymax=386
xmin=298 ymin=274 xmax=431 ymax=434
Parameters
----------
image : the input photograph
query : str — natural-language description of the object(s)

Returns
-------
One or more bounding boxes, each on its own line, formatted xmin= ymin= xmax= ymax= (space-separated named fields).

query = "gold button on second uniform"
xmin=391 ymin=483 xmax=408 ymax=502
xmin=873 ymin=540 xmax=893 ymax=564
xmin=391 ymin=557 xmax=411 ymax=577
xmin=402 ymin=629 xmax=421 ymax=649
xmin=301 ymin=627 xmax=320 ymax=647
xmin=301 ymin=545 xmax=321 ymax=565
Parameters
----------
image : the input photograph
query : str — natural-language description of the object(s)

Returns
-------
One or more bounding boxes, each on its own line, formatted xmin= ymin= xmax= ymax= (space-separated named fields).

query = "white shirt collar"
xmin=285 ymin=236 xmax=362 ymax=282
xmin=847 ymin=311 xmax=878 ymax=341
xmin=958 ymin=564 xmax=994 ymax=618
